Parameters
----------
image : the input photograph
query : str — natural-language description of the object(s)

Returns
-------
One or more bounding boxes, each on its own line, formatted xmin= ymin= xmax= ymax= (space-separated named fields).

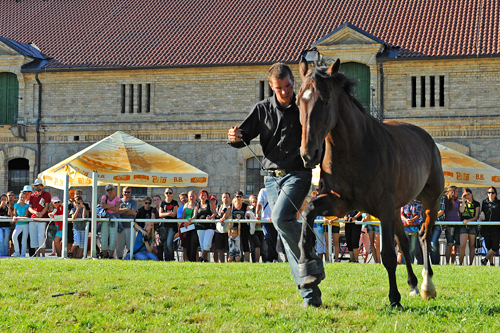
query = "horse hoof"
xmin=409 ymin=286 xmax=420 ymax=297
xmin=421 ymin=288 xmax=437 ymax=300
xmin=300 ymin=272 xmax=325 ymax=289
xmin=298 ymin=261 xmax=318 ymax=278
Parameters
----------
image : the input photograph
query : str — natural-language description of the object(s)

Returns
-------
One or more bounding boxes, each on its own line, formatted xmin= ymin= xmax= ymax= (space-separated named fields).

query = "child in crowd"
xmin=48 ymin=197 xmax=64 ymax=257
xmin=228 ymin=227 xmax=241 ymax=262
xmin=11 ymin=192 xmax=29 ymax=257
xmin=70 ymin=196 xmax=88 ymax=258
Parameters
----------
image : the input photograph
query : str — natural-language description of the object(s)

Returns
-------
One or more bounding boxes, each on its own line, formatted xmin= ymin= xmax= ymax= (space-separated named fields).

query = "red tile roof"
xmin=0 ymin=0 xmax=498 ymax=69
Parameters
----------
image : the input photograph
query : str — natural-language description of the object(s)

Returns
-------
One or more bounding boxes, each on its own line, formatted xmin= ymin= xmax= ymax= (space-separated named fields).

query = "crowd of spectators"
xmin=3 ymin=181 xmax=500 ymax=266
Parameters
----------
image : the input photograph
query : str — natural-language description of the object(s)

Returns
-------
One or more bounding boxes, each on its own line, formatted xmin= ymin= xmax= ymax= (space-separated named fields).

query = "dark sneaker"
xmin=481 ymin=258 xmax=487 ymax=266
xmin=302 ymin=299 xmax=323 ymax=308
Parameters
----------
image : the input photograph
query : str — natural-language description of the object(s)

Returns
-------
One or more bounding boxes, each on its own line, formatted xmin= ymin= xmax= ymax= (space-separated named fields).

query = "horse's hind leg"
xmin=394 ymin=210 xmax=420 ymax=297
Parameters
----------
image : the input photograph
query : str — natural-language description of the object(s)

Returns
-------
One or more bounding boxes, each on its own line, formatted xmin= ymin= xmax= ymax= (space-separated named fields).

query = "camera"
xmin=143 ymin=234 xmax=151 ymax=242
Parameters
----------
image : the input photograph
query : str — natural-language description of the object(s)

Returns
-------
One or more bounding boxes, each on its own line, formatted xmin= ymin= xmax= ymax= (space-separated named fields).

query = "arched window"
xmin=0 ymin=72 xmax=19 ymax=124
xmin=246 ymin=156 xmax=264 ymax=195
xmin=8 ymin=158 xmax=29 ymax=194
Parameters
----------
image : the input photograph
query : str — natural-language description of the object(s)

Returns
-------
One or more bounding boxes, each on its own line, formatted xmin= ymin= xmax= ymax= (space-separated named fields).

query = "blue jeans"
xmin=401 ymin=232 xmax=419 ymax=264
xmin=265 ymin=170 xmax=323 ymax=305
xmin=430 ymin=225 xmax=442 ymax=265
xmin=163 ymin=227 xmax=176 ymax=261
xmin=0 ymin=227 xmax=10 ymax=256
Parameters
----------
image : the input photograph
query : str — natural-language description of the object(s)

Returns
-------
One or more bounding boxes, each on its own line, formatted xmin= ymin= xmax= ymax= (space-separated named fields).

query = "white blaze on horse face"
xmin=302 ymin=89 xmax=313 ymax=101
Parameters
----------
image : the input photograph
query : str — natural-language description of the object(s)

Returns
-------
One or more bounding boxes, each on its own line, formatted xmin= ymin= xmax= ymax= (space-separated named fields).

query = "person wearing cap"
xmin=28 ymin=179 xmax=51 ymax=257
xmin=11 ymin=191 xmax=30 ymax=257
xmin=227 ymin=63 xmax=324 ymax=307
xmin=48 ymin=197 xmax=64 ymax=256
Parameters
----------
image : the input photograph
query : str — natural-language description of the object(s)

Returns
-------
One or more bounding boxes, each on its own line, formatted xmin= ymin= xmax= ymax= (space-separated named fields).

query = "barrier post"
xmin=61 ymin=174 xmax=69 ymax=258
xmin=90 ymin=171 xmax=98 ymax=258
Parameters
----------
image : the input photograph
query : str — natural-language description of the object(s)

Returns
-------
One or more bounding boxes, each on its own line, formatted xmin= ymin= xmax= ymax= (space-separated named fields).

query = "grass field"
xmin=1 ymin=259 xmax=500 ymax=332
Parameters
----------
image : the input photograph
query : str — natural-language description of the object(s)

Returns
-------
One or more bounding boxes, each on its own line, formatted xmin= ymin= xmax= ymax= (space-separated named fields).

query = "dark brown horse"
xmin=296 ymin=57 xmax=444 ymax=308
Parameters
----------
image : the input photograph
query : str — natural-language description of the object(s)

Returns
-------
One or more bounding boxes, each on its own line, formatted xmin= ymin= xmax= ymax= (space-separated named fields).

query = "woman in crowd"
xmin=215 ymin=192 xmax=232 ymax=263
xmin=247 ymin=194 xmax=263 ymax=263
xmin=127 ymin=222 xmax=158 ymax=261
xmin=48 ymin=197 xmax=64 ymax=257
xmin=344 ymin=210 xmax=362 ymax=263
xmin=399 ymin=199 xmax=423 ymax=265
xmin=196 ymin=189 xmax=216 ymax=262
xmin=10 ymin=192 xmax=29 ymax=257
xmin=458 ymin=188 xmax=480 ymax=265
xmin=480 ymin=186 xmax=500 ymax=266
xmin=231 ymin=191 xmax=251 ymax=262
xmin=0 ymin=193 xmax=10 ymax=256
xmin=157 ymin=189 xmax=178 ymax=261
xmin=361 ymin=213 xmax=381 ymax=264
xmin=444 ymin=186 xmax=461 ymax=264
xmin=100 ymin=184 xmax=120 ymax=259
xmin=180 ymin=190 xmax=199 ymax=262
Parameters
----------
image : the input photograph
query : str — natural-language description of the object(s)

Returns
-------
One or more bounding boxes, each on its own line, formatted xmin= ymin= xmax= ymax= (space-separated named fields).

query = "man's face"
xmin=269 ymin=75 xmax=295 ymax=107
xmin=8 ymin=193 xmax=15 ymax=203
xmin=222 ymin=194 xmax=230 ymax=205
xmin=123 ymin=188 xmax=131 ymax=199
xmin=179 ymin=194 xmax=188 ymax=204
xmin=35 ymin=185 xmax=44 ymax=193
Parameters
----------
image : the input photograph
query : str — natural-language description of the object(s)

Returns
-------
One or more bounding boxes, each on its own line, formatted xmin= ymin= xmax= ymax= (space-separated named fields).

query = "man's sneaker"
xmin=197 ymin=257 xmax=204 ymax=262
xmin=481 ymin=258 xmax=488 ymax=266
xmin=11 ymin=253 xmax=20 ymax=257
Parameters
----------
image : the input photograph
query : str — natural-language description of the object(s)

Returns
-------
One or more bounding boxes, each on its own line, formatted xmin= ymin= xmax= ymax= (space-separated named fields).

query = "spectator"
xmin=66 ymin=189 xmax=76 ymax=253
xmin=28 ymin=179 xmax=51 ymax=257
xmin=256 ymin=188 xmax=277 ymax=263
xmin=48 ymin=197 xmax=64 ymax=257
xmin=177 ymin=192 xmax=188 ymax=218
xmin=431 ymin=195 xmax=446 ymax=265
xmin=231 ymin=190 xmax=250 ymax=262
xmin=248 ymin=194 xmax=264 ymax=263
xmin=215 ymin=192 xmax=232 ymax=263
xmin=444 ymin=186 xmax=461 ymax=264
xmin=228 ymin=227 xmax=242 ymax=262
xmin=70 ymin=196 xmax=88 ymax=259
xmin=180 ymin=190 xmax=199 ymax=262
xmin=361 ymin=213 xmax=381 ymax=264
xmin=20 ymin=185 xmax=33 ymax=256
xmin=0 ymin=194 xmax=10 ymax=256
xmin=196 ymin=189 xmax=217 ymax=262
xmin=457 ymin=188 xmax=480 ymax=265
xmin=480 ymin=187 xmax=500 ymax=266
xmin=323 ymin=216 xmax=340 ymax=262
xmin=152 ymin=195 xmax=162 ymax=222
xmin=126 ymin=222 xmax=158 ymax=261
xmin=7 ymin=191 xmax=16 ymax=256
xmin=310 ymin=191 xmax=326 ymax=263
xmin=157 ymin=188 xmax=179 ymax=261
xmin=11 ymin=192 xmax=29 ymax=257
xmin=116 ymin=186 xmax=138 ymax=259
xmin=399 ymin=199 xmax=423 ymax=265
xmin=7 ymin=191 xmax=16 ymax=216
xmin=344 ymin=211 xmax=362 ymax=263
xmin=100 ymin=184 xmax=120 ymax=259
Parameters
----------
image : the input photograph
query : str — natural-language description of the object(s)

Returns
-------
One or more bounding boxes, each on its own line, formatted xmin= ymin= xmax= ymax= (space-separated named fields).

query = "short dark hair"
xmin=235 ymin=190 xmax=244 ymax=196
xmin=268 ymin=62 xmax=293 ymax=81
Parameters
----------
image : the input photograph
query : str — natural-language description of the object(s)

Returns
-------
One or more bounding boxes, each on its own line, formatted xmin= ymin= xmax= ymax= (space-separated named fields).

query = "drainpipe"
xmin=35 ymin=74 xmax=42 ymax=177
xmin=379 ymin=62 xmax=384 ymax=121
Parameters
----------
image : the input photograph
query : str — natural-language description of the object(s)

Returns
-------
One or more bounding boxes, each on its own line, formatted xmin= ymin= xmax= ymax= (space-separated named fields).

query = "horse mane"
xmin=310 ymin=66 xmax=367 ymax=114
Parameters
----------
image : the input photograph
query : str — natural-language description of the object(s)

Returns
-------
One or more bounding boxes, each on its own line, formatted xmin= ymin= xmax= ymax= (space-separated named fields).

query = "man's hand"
xmin=228 ymin=126 xmax=242 ymax=143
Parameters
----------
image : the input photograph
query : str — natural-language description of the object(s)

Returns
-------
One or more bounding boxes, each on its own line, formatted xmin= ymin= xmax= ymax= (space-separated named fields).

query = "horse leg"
xmin=419 ymin=205 xmax=438 ymax=300
xmin=298 ymin=195 xmax=337 ymax=288
xmin=379 ymin=207 xmax=402 ymax=308
xmin=394 ymin=210 xmax=419 ymax=296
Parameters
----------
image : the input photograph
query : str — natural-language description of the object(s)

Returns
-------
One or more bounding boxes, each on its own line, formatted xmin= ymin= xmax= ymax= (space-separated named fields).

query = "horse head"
xmin=297 ymin=56 xmax=341 ymax=168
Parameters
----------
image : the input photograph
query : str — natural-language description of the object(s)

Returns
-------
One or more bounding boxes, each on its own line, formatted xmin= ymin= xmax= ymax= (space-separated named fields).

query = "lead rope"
xmin=241 ymin=140 xmax=326 ymax=251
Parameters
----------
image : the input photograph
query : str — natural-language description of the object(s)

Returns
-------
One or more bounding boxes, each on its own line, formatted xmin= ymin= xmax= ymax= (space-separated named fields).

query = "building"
xmin=0 ymin=0 xmax=499 ymax=198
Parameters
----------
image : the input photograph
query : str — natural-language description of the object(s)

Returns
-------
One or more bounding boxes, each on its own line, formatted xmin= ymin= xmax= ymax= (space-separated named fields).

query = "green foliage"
xmin=1 ymin=260 xmax=499 ymax=332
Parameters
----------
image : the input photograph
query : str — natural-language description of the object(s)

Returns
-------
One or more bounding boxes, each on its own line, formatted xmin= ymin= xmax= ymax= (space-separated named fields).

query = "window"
xmin=0 ymin=72 xmax=19 ymax=124
xmin=259 ymin=81 xmax=274 ymax=101
xmin=8 ymin=158 xmax=29 ymax=194
xmin=120 ymin=83 xmax=152 ymax=113
xmin=411 ymin=75 xmax=445 ymax=108
xmin=246 ymin=156 xmax=264 ymax=195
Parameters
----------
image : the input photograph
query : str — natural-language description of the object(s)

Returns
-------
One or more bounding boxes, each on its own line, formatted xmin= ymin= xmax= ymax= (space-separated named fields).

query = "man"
xmin=177 ymin=192 xmax=188 ymax=219
xmin=28 ymin=179 xmax=51 ymax=257
xmin=116 ymin=186 xmax=137 ymax=259
xmin=228 ymin=63 xmax=324 ymax=307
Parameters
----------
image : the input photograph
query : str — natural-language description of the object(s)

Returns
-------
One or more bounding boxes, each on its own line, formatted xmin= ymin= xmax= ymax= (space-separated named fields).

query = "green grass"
xmin=1 ymin=259 xmax=500 ymax=332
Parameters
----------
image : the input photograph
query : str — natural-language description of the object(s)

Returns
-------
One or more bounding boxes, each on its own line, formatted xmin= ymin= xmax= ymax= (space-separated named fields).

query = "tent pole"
xmin=62 ymin=174 xmax=69 ymax=258
xmin=91 ymin=171 xmax=98 ymax=258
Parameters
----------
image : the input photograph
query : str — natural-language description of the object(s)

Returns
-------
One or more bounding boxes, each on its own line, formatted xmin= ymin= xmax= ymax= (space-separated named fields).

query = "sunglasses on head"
xmin=144 ymin=202 xmax=151 ymax=204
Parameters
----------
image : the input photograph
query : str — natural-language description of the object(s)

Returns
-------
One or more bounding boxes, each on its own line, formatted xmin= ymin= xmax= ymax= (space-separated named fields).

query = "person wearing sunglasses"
xmin=116 ymin=186 xmax=137 ymax=259
xmin=231 ymin=190 xmax=251 ymax=262
xmin=458 ymin=188 xmax=480 ymax=265
xmin=100 ymin=184 xmax=121 ymax=259
xmin=158 ymin=188 xmax=179 ymax=261
xmin=480 ymin=187 xmax=500 ymax=266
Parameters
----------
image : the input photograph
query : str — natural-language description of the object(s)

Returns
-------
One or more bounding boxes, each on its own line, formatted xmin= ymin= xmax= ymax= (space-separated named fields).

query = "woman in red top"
xmin=48 ymin=197 xmax=64 ymax=257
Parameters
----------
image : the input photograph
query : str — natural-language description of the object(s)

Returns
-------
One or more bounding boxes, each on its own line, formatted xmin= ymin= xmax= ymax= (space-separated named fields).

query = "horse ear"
xmin=299 ymin=56 xmax=308 ymax=80
xmin=327 ymin=59 xmax=341 ymax=77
